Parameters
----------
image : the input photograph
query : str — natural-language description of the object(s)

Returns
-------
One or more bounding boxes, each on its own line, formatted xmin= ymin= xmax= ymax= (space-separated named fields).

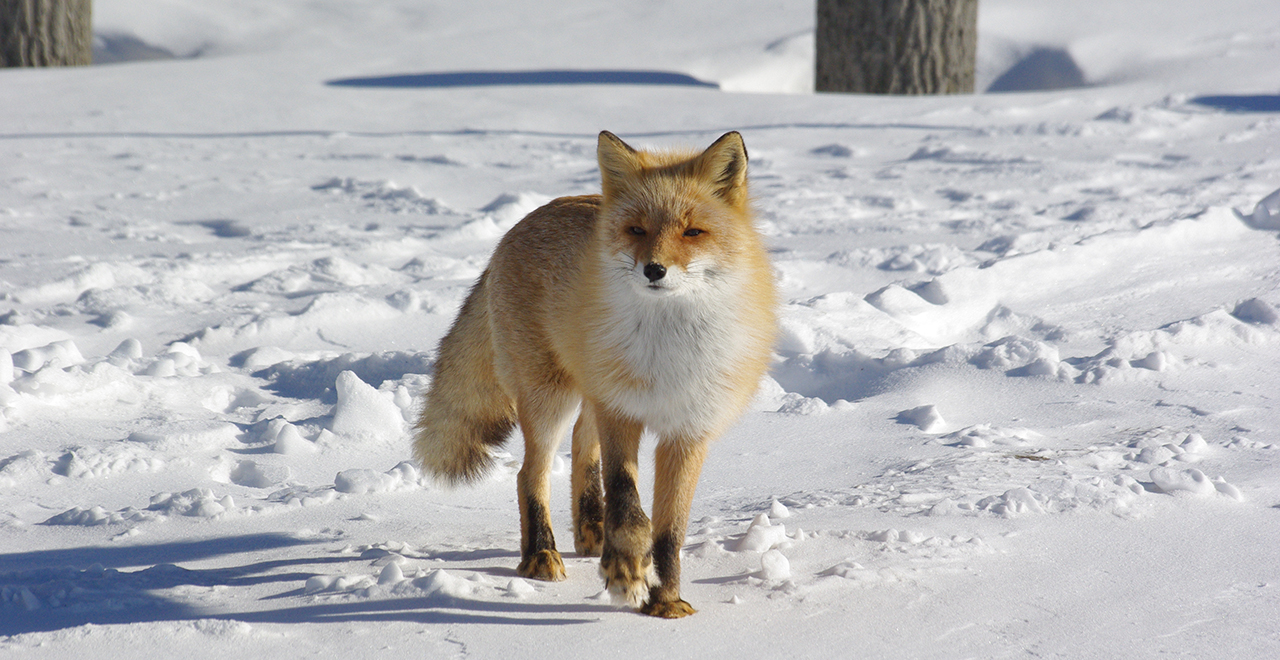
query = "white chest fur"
xmin=592 ymin=272 xmax=752 ymax=440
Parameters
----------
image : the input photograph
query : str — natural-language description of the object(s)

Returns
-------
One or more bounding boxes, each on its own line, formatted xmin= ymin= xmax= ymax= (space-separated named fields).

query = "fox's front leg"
xmin=595 ymin=405 xmax=655 ymax=607
xmin=641 ymin=439 xmax=709 ymax=618
xmin=570 ymin=409 xmax=604 ymax=556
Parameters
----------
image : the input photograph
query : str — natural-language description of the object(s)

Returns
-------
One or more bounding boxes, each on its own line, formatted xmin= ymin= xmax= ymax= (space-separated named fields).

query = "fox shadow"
xmin=0 ymin=533 xmax=606 ymax=635
xmin=326 ymin=69 xmax=718 ymax=89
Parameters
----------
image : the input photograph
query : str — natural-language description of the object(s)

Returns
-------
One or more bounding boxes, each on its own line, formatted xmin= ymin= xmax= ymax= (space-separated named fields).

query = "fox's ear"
xmin=598 ymin=131 xmax=640 ymax=199
xmin=696 ymin=131 xmax=749 ymax=208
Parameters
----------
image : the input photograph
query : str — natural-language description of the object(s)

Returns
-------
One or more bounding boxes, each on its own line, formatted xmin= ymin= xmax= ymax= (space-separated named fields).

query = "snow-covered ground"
xmin=3 ymin=0 xmax=1280 ymax=656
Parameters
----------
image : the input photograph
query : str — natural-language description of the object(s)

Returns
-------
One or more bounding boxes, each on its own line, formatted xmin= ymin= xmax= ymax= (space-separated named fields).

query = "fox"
xmin=412 ymin=130 xmax=777 ymax=618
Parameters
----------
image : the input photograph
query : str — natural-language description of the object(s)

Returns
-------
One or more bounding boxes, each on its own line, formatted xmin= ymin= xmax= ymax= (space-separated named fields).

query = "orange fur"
xmin=413 ymin=131 xmax=778 ymax=617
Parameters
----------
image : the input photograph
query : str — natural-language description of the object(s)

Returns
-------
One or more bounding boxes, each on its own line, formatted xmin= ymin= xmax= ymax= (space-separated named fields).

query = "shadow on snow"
xmin=1190 ymin=95 xmax=1280 ymax=113
xmin=327 ymin=69 xmax=718 ymax=89
xmin=0 ymin=533 xmax=603 ymax=635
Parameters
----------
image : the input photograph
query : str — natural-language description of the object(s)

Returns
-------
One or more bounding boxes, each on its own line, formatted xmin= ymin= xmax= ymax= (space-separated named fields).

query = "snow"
xmin=3 ymin=0 xmax=1280 ymax=656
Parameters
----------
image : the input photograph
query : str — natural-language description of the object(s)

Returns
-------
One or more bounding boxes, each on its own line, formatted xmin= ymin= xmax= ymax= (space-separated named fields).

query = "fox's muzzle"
xmin=643 ymin=263 xmax=667 ymax=282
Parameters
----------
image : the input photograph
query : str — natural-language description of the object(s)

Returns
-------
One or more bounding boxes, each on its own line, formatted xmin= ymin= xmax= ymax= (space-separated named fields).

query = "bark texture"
xmin=1 ymin=0 xmax=92 ymax=67
xmin=816 ymin=0 xmax=976 ymax=94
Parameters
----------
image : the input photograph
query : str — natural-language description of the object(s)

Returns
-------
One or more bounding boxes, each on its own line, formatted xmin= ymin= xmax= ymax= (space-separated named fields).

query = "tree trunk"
xmin=816 ymin=0 xmax=976 ymax=95
xmin=1 ymin=0 xmax=92 ymax=67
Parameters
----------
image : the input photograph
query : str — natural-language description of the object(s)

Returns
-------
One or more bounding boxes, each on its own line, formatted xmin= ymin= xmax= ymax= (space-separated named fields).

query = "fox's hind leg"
xmin=514 ymin=387 xmax=578 ymax=582
xmin=594 ymin=402 xmax=656 ymax=606
xmin=570 ymin=407 xmax=604 ymax=556
xmin=641 ymin=439 xmax=709 ymax=619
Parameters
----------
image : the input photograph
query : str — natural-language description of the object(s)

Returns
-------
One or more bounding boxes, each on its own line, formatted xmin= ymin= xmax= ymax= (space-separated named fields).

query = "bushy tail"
xmin=413 ymin=274 xmax=516 ymax=485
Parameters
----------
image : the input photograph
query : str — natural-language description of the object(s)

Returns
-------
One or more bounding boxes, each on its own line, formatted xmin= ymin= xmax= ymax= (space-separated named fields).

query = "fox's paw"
xmin=574 ymin=520 xmax=604 ymax=557
xmin=641 ymin=598 xmax=697 ymax=619
xmin=599 ymin=550 xmax=658 ymax=608
xmin=517 ymin=549 xmax=566 ymax=582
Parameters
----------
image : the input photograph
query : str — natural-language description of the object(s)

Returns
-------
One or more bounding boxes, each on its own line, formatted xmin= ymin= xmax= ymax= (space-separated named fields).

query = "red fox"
xmin=413 ymin=131 xmax=777 ymax=618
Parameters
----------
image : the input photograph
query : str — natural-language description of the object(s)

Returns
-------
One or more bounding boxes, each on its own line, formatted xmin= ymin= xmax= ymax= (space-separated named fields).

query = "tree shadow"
xmin=0 ymin=532 xmax=324 ymax=572
xmin=1190 ymin=95 xmax=1280 ymax=113
xmin=326 ymin=69 xmax=718 ymax=89
xmin=986 ymin=47 xmax=1087 ymax=93
xmin=0 ymin=533 xmax=607 ymax=635
xmin=92 ymin=32 xmax=179 ymax=65
xmin=223 ymin=594 xmax=609 ymax=627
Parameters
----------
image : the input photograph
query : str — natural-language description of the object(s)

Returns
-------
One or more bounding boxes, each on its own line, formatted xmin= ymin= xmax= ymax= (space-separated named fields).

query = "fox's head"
xmin=595 ymin=131 xmax=762 ymax=298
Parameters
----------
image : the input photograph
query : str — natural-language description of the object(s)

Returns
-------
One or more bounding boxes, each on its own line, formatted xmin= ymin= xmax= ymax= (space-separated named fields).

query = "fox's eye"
xmin=683 ymin=228 xmax=705 ymax=237
xmin=627 ymin=226 xmax=646 ymax=236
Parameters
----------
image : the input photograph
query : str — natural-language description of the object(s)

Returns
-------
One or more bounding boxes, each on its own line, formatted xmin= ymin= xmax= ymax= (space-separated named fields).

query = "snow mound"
xmin=329 ymin=371 xmax=406 ymax=442
xmin=333 ymin=462 xmax=420 ymax=494
xmin=734 ymin=514 xmax=790 ymax=552
xmin=1237 ymin=187 xmax=1280 ymax=230
xmin=896 ymin=404 xmax=947 ymax=433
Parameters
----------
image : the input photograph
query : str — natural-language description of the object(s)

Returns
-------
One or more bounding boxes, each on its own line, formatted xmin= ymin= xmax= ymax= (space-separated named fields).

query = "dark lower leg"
xmin=571 ymin=412 xmax=604 ymax=556
xmin=595 ymin=407 xmax=651 ymax=606
xmin=516 ymin=459 xmax=566 ymax=581
xmin=641 ymin=440 xmax=708 ymax=618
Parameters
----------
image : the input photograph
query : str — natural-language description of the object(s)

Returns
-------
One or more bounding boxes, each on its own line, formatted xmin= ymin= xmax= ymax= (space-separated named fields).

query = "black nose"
xmin=643 ymin=262 xmax=667 ymax=282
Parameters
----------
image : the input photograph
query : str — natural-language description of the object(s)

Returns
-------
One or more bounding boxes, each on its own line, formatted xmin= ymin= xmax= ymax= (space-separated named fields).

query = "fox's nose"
xmin=643 ymin=262 xmax=667 ymax=282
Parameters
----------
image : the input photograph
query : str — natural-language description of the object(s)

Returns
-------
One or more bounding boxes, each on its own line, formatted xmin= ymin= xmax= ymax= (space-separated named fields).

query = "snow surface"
xmin=3 ymin=0 xmax=1280 ymax=657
